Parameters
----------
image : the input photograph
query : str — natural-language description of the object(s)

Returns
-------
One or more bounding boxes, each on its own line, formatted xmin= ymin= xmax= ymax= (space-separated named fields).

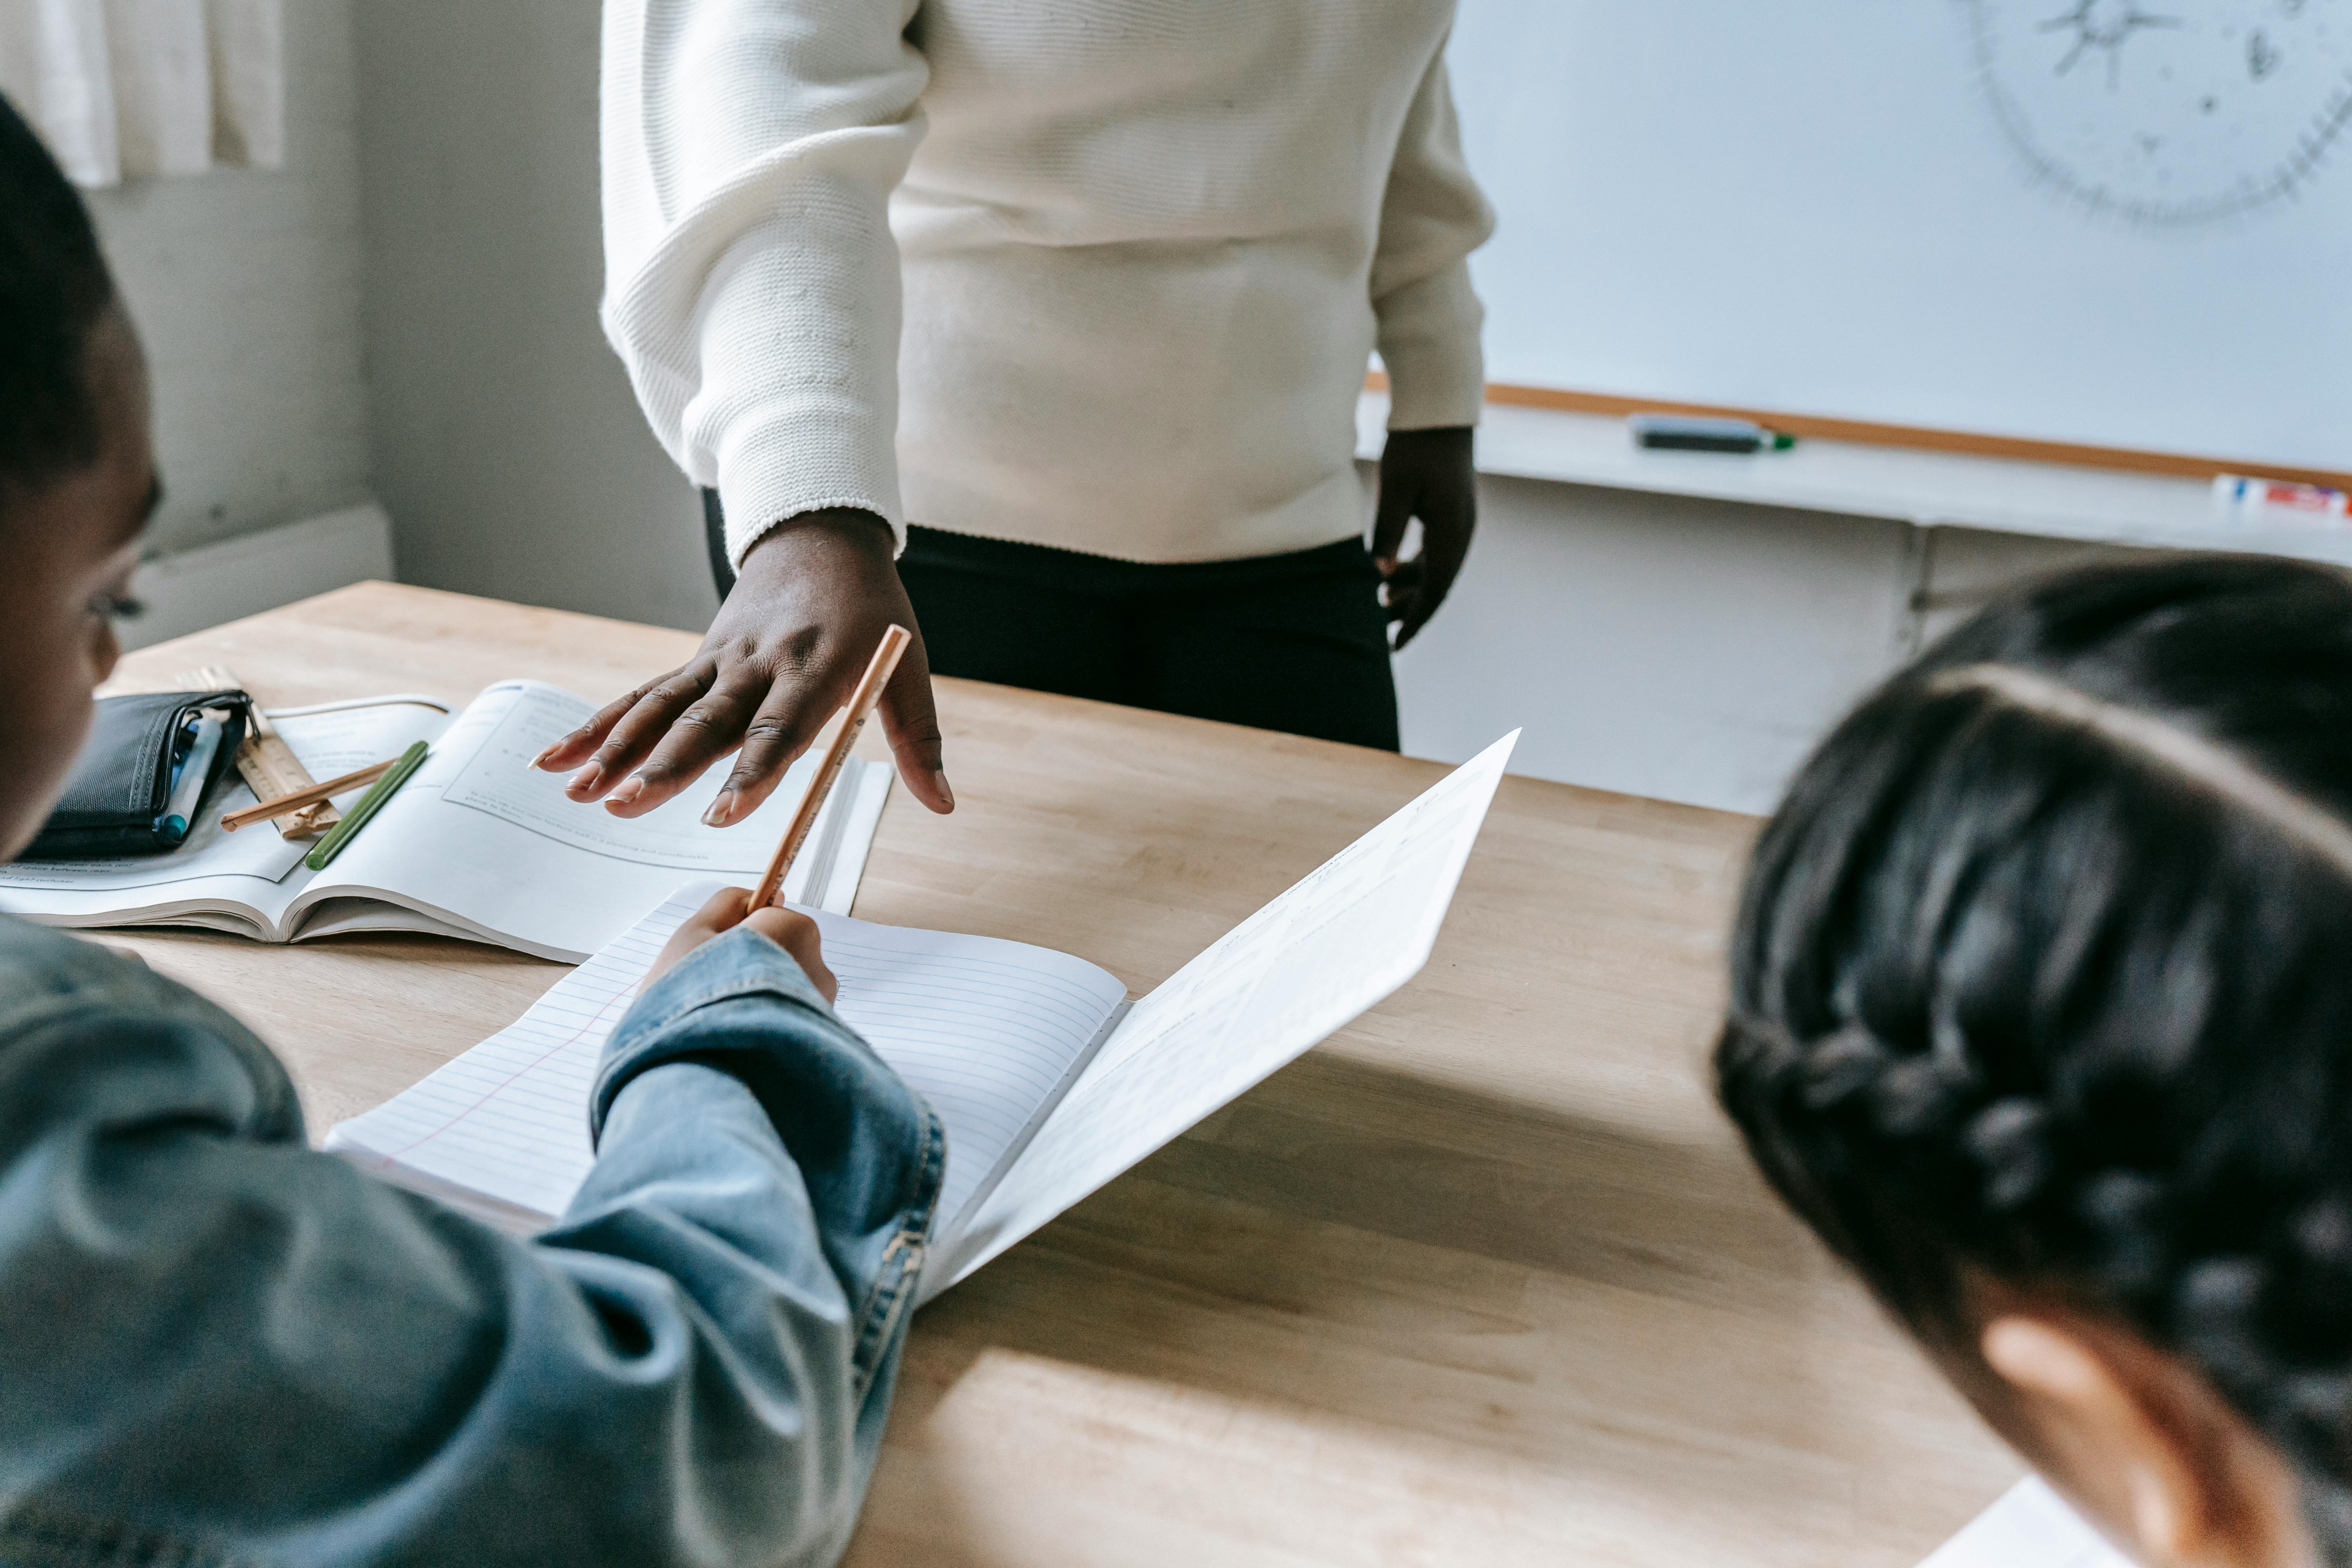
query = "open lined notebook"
xmin=328 ymin=732 xmax=1518 ymax=1299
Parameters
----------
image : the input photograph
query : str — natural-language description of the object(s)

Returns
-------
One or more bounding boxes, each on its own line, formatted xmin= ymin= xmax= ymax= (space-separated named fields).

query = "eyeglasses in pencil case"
xmin=17 ymin=688 xmax=252 ymax=860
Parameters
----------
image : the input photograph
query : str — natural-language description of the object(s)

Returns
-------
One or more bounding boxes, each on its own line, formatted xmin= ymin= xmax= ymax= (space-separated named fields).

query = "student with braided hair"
xmin=1717 ymin=555 xmax=2352 ymax=1568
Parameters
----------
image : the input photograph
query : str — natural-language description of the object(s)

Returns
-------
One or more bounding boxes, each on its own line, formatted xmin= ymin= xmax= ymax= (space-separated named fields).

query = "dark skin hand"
xmin=543 ymin=431 xmax=1474 ymax=819
xmin=533 ymin=508 xmax=953 ymax=827
xmin=1372 ymin=425 xmax=1477 ymax=650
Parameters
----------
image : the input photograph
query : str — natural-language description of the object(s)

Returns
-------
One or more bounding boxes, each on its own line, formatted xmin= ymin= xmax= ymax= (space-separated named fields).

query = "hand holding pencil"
xmin=648 ymin=887 xmax=836 ymax=994
xmin=642 ymin=626 xmax=911 ymax=995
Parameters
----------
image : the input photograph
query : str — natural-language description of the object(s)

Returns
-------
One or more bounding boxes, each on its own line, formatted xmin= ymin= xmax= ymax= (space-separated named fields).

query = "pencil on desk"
xmin=748 ymin=625 xmax=911 ymax=910
xmin=221 ymin=756 xmax=399 ymax=832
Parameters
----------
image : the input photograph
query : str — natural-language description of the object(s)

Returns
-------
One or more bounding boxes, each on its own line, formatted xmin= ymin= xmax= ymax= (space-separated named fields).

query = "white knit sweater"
xmin=601 ymin=0 xmax=1494 ymax=567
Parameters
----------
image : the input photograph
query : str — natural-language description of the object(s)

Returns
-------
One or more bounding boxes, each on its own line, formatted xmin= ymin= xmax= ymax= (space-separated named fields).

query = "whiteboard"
xmin=1445 ymin=0 xmax=2352 ymax=471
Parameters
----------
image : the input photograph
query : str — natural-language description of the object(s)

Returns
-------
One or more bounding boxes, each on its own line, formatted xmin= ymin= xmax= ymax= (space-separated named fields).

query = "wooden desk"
xmin=107 ymin=582 xmax=2020 ymax=1566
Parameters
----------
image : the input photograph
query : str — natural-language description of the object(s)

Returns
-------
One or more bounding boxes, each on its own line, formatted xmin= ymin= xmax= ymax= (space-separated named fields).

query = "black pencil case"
xmin=17 ymin=689 xmax=251 ymax=860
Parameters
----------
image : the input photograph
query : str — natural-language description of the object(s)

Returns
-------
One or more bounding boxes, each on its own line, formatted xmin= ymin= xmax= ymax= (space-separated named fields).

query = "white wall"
xmin=82 ymin=0 xmax=372 ymax=559
xmin=122 ymin=504 xmax=396 ymax=653
xmin=349 ymin=0 xmax=717 ymax=635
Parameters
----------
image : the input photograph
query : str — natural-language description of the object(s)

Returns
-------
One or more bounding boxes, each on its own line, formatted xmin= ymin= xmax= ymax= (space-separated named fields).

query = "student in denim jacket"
xmin=0 ymin=96 xmax=941 ymax=1567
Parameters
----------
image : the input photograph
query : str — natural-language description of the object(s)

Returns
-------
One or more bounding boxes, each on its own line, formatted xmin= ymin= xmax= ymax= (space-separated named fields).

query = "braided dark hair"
xmin=1717 ymin=554 xmax=2352 ymax=1546
xmin=0 ymin=91 xmax=115 ymax=495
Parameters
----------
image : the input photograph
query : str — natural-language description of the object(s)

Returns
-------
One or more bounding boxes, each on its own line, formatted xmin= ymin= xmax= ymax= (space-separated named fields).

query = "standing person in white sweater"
xmin=538 ymin=0 xmax=1495 ymax=831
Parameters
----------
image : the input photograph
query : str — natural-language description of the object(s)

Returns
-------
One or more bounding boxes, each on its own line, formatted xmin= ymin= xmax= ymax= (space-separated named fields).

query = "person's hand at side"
xmin=648 ymin=886 xmax=836 ymax=998
xmin=1371 ymin=426 xmax=1477 ymax=651
xmin=532 ymin=509 xmax=955 ymax=826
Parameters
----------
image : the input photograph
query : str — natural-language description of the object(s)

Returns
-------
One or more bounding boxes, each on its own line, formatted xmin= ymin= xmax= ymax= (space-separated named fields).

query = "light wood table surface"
xmin=104 ymin=582 xmax=2022 ymax=1566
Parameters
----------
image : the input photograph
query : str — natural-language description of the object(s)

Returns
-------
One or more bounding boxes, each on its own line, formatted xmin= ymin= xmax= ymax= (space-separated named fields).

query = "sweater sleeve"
xmin=1368 ymin=43 xmax=1495 ymax=432
xmin=601 ymin=0 xmax=929 ymax=565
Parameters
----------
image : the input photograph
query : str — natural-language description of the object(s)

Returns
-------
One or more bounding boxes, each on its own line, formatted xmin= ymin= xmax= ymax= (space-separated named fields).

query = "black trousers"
xmin=704 ymin=493 xmax=1399 ymax=750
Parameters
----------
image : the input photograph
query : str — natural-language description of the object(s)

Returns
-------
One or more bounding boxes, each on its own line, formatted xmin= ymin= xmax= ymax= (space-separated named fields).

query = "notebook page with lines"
xmin=328 ymin=735 xmax=1515 ymax=1301
xmin=323 ymin=882 xmax=1133 ymax=1238
xmin=931 ymin=730 xmax=1517 ymax=1290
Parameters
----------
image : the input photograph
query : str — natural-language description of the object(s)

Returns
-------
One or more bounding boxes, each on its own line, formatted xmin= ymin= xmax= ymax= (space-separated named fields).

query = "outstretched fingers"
xmin=540 ymin=663 xmax=715 ymax=800
xmin=599 ymin=666 xmax=773 ymax=817
xmin=534 ymin=680 xmax=653 ymax=780
xmin=704 ymin=679 xmax=832 ymax=827
xmin=879 ymin=628 xmax=952 ymax=814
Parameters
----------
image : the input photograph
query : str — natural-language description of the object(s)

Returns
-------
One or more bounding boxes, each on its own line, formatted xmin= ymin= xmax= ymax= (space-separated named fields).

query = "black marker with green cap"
xmin=1629 ymin=414 xmax=1797 ymax=454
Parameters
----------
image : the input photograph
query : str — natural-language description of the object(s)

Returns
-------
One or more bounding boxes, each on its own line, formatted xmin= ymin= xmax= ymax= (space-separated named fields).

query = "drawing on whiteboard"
xmin=1967 ymin=0 xmax=2352 ymax=224
xmin=2042 ymin=1 xmax=2181 ymax=87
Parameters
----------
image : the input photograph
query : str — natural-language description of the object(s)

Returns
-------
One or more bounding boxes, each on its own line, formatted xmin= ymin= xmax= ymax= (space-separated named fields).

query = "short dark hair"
xmin=1717 ymin=556 xmax=2352 ymax=1544
xmin=0 ymin=91 xmax=115 ymax=492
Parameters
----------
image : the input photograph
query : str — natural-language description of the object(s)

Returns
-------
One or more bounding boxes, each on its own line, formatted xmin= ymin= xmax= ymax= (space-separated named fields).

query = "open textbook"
xmin=1918 ymin=1478 xmax=2130 ymax=1568
xmin=328 ymin=731 xmax=1518 ymax=1299
xmin=0 ymin=682 xmax=891 ymax=962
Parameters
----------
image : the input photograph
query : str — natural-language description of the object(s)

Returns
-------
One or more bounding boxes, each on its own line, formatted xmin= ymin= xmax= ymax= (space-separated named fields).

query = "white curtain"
xmin=0 ymin=0 xmax=283 ymax=187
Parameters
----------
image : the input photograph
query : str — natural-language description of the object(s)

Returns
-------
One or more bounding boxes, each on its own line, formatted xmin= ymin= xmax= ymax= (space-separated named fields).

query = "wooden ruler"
xmin=179 ymin=664 xmax=337 ymax=838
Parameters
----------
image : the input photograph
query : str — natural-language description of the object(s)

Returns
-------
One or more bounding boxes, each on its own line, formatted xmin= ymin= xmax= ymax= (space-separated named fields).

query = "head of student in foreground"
xmin=0 ymin=94 xmax=156 ymax=862
xmin=1716 ymin=555 xmax=2352 ymax=1568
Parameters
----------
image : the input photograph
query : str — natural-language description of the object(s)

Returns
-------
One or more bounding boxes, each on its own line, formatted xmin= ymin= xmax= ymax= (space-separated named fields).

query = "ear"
xmin=1982 ymin=1317 xmax=2205 ymax=1558
xmin=1979 ymin=1316 xmax=2311 ymax=1568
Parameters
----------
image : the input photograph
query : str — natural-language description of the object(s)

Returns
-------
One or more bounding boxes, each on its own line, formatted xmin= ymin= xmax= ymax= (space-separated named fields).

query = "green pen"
xmin=303 ymin=740 xmax=430 ymax=871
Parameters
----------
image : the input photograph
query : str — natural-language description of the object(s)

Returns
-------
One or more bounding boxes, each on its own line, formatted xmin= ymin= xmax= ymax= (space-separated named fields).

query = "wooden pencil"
xmin=748 ymin=625 xmax=911 ymax=909
xmin=220 ymin=756 xmax=397 ymax=831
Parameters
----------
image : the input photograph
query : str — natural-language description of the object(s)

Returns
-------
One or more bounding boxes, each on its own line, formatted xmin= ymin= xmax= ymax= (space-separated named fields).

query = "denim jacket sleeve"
xmin=0 ymin=917 xmax=942 ymax=1568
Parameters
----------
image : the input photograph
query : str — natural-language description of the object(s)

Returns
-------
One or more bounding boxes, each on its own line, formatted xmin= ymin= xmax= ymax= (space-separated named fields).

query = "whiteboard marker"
xmin=1630 ymin=414 xmax=1796 ymax=454
xmin=2212 ymin=474 xmax=2349 ymax=523
xmin=157 ymin=711 xmax=227 ymax=843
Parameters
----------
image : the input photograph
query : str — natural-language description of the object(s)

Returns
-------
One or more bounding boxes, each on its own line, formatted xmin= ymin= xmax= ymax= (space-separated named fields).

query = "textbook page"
xmin=292 ymin=681 xmax=891 ymax=960
xmin=326 ymin=881 xmax=1132 ymax=1233
xmin=0 ymin=696 xmax=453 ymax=936
xmin=1917 ymin=1479 xmax=2129 ymax=1568
xmin=931 ymin=731 xmax=1519 ymax=1292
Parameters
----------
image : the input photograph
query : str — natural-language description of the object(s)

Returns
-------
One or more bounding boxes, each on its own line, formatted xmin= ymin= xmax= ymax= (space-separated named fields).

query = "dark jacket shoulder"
xmin=0 ymin=913 xmax=302 ymax=1149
